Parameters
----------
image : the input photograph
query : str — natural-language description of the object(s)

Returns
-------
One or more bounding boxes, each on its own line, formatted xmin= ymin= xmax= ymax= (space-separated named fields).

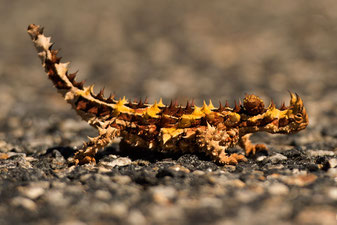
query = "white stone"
xmin=268 ymin=183 xmax=289 ymax=195
xmin=11 ymin=197 xmax=36 ymax=211
xmin=308 ymin=150 xmax=334 ymax=157
xmin=268 ymin=153 xmax=287 ymax=163
xmin=327 ymin=188 xmax=337 ymax=200
xmin=19 ymin=186 xmax=45 ymax=199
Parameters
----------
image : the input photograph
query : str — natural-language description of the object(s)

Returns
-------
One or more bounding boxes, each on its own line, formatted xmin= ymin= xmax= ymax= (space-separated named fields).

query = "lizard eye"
xmin=294 ymin=113 xmax=303 ymax=122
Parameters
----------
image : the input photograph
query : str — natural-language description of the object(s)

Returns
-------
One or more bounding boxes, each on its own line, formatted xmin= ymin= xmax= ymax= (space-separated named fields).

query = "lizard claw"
xmin=245 ymin=144 xmax=268 ymax=157
xmin=220 ymin=153 xmax=247 ymax=165
xmin=70 ymin=150 xmax=96 ymax=165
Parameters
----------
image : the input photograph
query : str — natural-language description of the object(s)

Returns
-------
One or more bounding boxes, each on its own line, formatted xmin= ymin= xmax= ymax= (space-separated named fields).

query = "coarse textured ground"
xmin=0 ymin=1 xmax=336 ymax=225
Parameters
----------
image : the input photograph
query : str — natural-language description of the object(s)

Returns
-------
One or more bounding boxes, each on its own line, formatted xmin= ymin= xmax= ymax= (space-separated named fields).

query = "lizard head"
xmin=240 ymin=92 xmax=309 ymax=134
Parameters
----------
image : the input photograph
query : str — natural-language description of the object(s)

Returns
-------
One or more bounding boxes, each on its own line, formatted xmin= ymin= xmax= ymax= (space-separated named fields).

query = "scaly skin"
xmin=27 ymin=24 xmax=309 ymax=165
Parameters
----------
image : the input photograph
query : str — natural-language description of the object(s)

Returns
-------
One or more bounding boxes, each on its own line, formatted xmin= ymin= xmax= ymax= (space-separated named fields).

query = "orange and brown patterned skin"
xmin=27 ymin=24 xmax=309 ymax=165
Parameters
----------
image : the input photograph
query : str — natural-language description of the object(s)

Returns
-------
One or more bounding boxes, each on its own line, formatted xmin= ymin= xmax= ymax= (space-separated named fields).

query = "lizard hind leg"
xmin=197 ymin=126 xmax=247 ymax=165
xmin=70 ymin=126 xmax=118 ymax=165
xmin=239 ymin=134 xmax=268 ymax=157
xmin=217 ymin=149 xmax=247 ymax=165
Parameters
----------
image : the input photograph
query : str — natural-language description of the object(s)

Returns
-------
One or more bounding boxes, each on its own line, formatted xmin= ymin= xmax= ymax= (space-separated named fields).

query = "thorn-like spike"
xmin=225 ymin=100 xmax=229 ymax=108
xmin=206 ymin=122 xmax=216 ymax=132
xmin=106 ymin=93 xmax=115 ymax=103
xmin=144 ymin=97 xmax=148 ymax=104
xmin=279 ymin=101 xmax=287 ymax=110
xmin=152 ymin=100 xmax=158 ymax=108
xmin=185 ymin=100 xmax=191 ymax=110
xmin=83 ymin=84 xmax=94 ymax=96
xmin=52 ymin=49 xmax=59 ymax=55
xmin=184 ymin=100 xmax=193 ymax=114
xmin=89 ymin=84 xmax=95 ymax=94
xmin=218 ymin=101 xmax=224 ymax=111
xmin=234 ymin=100 xmax=240 ymax=112
xmin=162 ymin=134 xmax=171 ymax=145
xmin=191 ymin=99 xmax=195 ymax=107
xmin=295 ymin=93 xmax=303 ymax=106
xmin=269 ymin=99 xmax=275 ymax=109
xmin=74 ymin=80 xmax=85 ymax=89
xmin=50 ymin=49 xmax=62 ymax=63
xmin=176 ymin=107 xmax=184 ymax=115
xmin=169 ymin=100 xmax=177 ymax=109
xmin=192 ymin=105 xmax=204 ymax=116
xmin=87 ymin=136 xmax=95 ymax=142
xmin=202 ymin=100 xmax=212 ymax=114
xmin=54 ymin=62 xmax=70 ymax=76
xmin=116 ymin=96 xmax=128 ymax=106
xmin=67 ymin=72 xmax=76 ymax=82
xmin=48 ymin=42 xmax=55 ymax=50
xmin=203 ymin=100 xmax=207 ymax=108
xmin=289 ymin=91 xmax=297 ymax=106
xmin=208 ymin=100 xmax=215 ymax=110
xmin=137 ymin=98 xmax=144 ymax=107
xmin=96 ymin=88 xmax=105 ymax=100
xmin=117 ymin=98 xmax=123 ymax=105
xmin=157 ymin=98 xmax=165 ymax=107
xmin=162 ymin=106 xmax=170 ymax=114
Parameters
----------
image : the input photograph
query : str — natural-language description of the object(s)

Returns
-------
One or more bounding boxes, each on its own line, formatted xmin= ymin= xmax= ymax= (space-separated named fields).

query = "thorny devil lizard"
xmin=27 ymin=24 xmax=309 ymax=166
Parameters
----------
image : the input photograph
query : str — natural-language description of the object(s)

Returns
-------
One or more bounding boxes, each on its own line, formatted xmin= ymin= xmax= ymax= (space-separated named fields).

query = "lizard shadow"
xmin=44 ymin=146 xmax=76 ymax=159
xmin=96 ymin=140 xmax=189 ymax=163
xmin=44 ymin=143 xmax=186 ymax=164
xmin=45 ymin=141 xmax=249 ymax=166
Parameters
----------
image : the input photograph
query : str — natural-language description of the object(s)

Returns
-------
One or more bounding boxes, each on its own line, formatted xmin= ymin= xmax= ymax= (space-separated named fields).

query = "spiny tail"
xmin=27 ymin=24 xmax=121 ymax=127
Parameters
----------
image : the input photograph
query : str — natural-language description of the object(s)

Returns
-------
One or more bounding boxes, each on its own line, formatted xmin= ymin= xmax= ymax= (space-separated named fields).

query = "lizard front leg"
xmin=70 ymin=126 xmax=118 ymax=165
xmin=239 ymin=134 xmax=268 ymax=157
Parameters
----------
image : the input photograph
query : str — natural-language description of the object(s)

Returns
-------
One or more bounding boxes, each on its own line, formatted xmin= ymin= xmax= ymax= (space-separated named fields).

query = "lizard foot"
xmin=245 ymin=144 xmax=268 ymax=157
xmin=219 ymin=153 xmax=247 ymax=165
xmin=70 ymin=150 xmax=96 ymax=165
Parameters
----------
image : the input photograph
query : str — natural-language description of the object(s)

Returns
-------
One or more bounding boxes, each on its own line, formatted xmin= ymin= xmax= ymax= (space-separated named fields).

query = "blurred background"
xmin=0 ymin=0 xmax=337 ymax=150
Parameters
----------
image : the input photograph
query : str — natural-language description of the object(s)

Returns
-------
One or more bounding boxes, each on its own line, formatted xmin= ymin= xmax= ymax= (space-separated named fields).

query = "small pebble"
xmin=268 ymin=153 xmax=287 ymax=164
xmin=112 ymin=175 xmax=132 ymax=185
xmin=192 ymin=170 xmax=205 ymax=176
xmin=169 ymin=164 xmax=190 ymax=173
xmin=11 ymin=197 xmax=37 ymax=211
xmin=282 ymin=174 xmax=317 ymax=187
xmin=327 ymin=187 xmax=337 ymax=200
xmin=99 ymin=157 xmax=132 ymax=168
xmin=44 ymin=190 xmax=69 ymax=207
xmin=151 ymin=186 xmax=177 ymax=205
xmin=307 ymin=150 xmax=334 ymax=157
xmin=268 ymin=183 xmax=289 ymax=195
xmin=127 ymin=210 xmax=147 ymax=225
xmin=18 ymin=185 xmax=45 ymax=199
xmin=95 ymin=190 xmax=112 ymax=200
xmin=328 ymin=158 xmax=337 ymax=168
xmin=59 ymin=220 xmax=87 ymax=225
xmin=256 ymin=155 xmax=267 ymax=162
